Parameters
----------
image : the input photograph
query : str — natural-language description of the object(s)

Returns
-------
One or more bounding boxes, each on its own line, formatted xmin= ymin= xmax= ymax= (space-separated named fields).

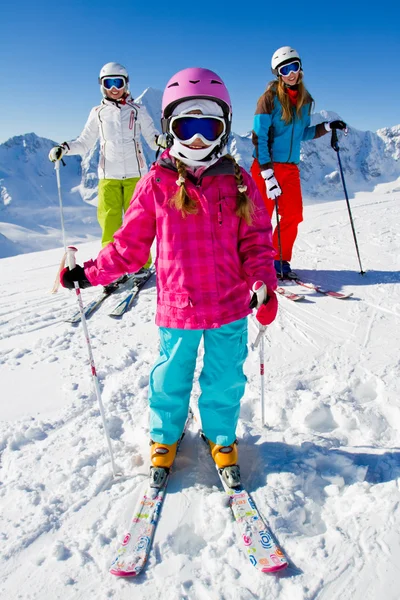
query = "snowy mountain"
xmin=0 ymin=87 xmax=399 ymax=258
xmin=1 ymin=188 xmax=399 ymax=599
xmin=0 ymin=134 xmax=100 ymax=258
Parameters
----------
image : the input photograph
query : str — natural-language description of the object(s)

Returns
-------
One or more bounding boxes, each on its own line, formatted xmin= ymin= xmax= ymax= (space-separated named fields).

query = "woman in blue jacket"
xmin=251 ymin=46 xmax=347 ymax=278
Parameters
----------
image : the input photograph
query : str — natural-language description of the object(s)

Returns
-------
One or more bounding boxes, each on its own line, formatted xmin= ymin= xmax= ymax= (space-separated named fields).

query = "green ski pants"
xmin=97 ymin=177 xmax=152 ymax=267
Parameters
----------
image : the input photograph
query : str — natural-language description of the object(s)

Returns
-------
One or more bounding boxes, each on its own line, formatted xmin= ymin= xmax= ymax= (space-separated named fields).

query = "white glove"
xmin=156 ymin=133 xmax=168 ymax=149
xmin=48 ymin=145 xmax=66 ymax=162
xmin=261 ymin=168 xmax=282 ymax=200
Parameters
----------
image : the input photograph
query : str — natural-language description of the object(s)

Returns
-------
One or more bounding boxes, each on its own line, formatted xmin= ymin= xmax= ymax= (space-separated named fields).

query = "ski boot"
xmin=132 ymin=266 xmax=153 ymax=281
xmin=274 ymin=260 xmax=298 ymax=280
xmin=103 ymin=274 xmax=130 ymax=294
xmin=203 ymin=435 xmax=241 ymax=489
xmin=149 ymin=440 xmax=178 ymax=489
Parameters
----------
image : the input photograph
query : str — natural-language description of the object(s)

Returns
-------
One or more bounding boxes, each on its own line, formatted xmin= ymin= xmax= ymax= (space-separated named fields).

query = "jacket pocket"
xmin=136 ymin=141 xmax=146 ymax=169
xmin=218 ymin=194 xmax=240 ymax=227
xmin=160 ymin=290 xmax=192 ymax=308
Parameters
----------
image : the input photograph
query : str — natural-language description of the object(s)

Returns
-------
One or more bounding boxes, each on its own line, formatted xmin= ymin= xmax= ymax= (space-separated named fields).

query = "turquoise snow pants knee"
xmin=148 ymin=319 xmax=248 ymax=446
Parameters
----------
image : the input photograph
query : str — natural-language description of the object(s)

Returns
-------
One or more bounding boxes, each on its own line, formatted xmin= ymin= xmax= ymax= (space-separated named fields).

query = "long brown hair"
xmin=268 ymin=75 xmax=314 ymax=124
xmin=170 ymin=156 xmax=254 ymax=225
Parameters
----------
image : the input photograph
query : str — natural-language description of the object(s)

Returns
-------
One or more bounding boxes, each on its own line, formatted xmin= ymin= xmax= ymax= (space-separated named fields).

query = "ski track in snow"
xmin=1 ymin=193 xmax=400 ymax=599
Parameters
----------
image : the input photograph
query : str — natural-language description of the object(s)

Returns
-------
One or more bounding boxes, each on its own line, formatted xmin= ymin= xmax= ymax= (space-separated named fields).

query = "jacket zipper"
xmin=98 ymin=108 xmax=106 ymax=178
xmin=287 ymin=107 xmax=296 ymax=163
xmin=119 ymin=106 xmax=127 ymax=179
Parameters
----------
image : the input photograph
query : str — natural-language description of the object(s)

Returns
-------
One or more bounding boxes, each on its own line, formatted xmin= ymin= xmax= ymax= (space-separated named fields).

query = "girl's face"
xmin=180 ymin=110 xmax=211 ymax=150
xmin=105 ymin=87 xmax=126 ymax=100
xmin=280 ymin=69 xmax=300 ymax=86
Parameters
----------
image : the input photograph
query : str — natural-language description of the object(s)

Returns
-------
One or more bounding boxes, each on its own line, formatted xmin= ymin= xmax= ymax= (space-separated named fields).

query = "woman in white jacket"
xmin=49 ymin=62 xmax=161 ymax=258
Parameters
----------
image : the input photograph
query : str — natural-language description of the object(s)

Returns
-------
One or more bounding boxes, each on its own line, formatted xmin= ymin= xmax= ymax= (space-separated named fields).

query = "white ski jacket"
xmin=64 ymin=96 xmax=160 ymax=180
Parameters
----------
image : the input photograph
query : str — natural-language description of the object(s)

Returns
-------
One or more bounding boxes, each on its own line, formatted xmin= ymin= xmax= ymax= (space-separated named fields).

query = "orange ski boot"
xmin=150 ymin=441 xmax=178 ymax=469
xmin=208 ymin=439 xmax=241 ymax=488
xmin=208 ymin=440 xmax=238 ymax=468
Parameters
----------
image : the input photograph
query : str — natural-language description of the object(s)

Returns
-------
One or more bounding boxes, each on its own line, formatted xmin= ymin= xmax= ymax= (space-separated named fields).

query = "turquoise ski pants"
xmin=148 ymin=318 xmax=248 ymax=446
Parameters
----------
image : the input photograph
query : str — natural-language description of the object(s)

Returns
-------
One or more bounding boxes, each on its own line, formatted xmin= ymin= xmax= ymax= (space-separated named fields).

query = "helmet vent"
xmin=210 ymin=80 xmax=222 ymax=85
xmin=168 ymin=82 xmax=180 ymax=88
xmin=189 ymin=80 xmax=200 ymax=84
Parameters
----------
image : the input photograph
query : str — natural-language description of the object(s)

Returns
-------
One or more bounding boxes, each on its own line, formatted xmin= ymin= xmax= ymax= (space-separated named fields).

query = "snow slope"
xmin=0 ymin=185 xmax=400 ymax=600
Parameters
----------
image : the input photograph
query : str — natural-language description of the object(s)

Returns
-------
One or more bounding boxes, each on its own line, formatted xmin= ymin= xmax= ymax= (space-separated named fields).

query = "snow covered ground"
xmin=1 ymin=185 xmax=400 ymax=600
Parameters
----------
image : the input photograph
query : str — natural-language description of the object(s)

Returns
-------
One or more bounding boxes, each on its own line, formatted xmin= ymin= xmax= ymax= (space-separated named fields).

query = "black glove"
xmin=329 ymin=120 xmax=347 ymax=131
xmin=60 ymin=265 xmax=92 ymax=289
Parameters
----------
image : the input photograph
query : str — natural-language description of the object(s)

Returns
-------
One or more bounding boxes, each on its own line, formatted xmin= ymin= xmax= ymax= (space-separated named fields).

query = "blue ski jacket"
xmin=252 ymin=85 xmax=327 ymax=169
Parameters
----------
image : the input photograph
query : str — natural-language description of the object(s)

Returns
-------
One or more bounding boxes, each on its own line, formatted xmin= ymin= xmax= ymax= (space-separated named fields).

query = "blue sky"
xmin=1 ymin=0 xmax=399 ymax=144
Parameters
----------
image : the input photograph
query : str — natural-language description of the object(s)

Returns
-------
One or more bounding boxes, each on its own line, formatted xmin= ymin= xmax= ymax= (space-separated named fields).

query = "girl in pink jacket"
xmin=61 ymin=68 xmax=278 ymax=488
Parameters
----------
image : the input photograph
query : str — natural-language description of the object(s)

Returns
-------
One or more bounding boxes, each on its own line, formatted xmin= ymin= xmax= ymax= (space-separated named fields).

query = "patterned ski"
xmin=109 ymin=483 xmax=168 ymax=577
xmin=294 ymin=280 xmax=353 ymax=299
xmin=200 ymin=430 xmax=289 ymax=573
xmin=276 ymin=286 xmax=305 ymax=302
xmin=109 ymin=409 xmax=191 ymax=577
xmin=218 ymin=476 xmax=289 ymax=573
xmin=108 ymin=267 xmax=155 ymax=318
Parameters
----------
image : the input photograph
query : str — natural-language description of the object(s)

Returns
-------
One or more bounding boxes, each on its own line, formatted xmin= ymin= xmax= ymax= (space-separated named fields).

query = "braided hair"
xmin=169 ymin=159 xmax=198 ymax=216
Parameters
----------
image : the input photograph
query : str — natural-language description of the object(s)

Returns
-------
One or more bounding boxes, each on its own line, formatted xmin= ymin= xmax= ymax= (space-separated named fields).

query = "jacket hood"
xmin=157 ymin=149 xmax=237 ymax=181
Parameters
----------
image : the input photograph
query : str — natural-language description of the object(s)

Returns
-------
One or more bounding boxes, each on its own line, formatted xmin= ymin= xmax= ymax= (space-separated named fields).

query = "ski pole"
xmin=331 ymin=129 xmax=365 ymax=275
xmin=50 ymin=161 xmax=68 ymax=293
xmin=55 ymin=161 xmax=67 ymax=252
xmin=66 ymin=246 xmax=119 ymax=478
xmin=258 ymin=332 xmax=266 ymax=426
xmin=250 ymin=282 xmax=268 ymax=425
xmin=274 ymin=197 xmax=284 ymax=279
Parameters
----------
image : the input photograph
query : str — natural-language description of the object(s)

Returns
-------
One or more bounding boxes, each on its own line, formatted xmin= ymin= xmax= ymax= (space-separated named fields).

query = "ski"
xmin=65 ymin=281 xmax=123 ymax=324
xmin=199 ymin=432 xmax=288 ymax=573
xmin=276 ymin=286 xmax=305 ymax=302
xmin=293 ymin=280 xmax=353 ymax=299
xmin=217 ymin=475 xmax=289 ymax=573
xmin=108 ymin=267 xmax=155 ymax=318
xmin=109 ymin=409 xmax=192 ymax=577
xmin=109 ymin=478 xmax=168 ymax=577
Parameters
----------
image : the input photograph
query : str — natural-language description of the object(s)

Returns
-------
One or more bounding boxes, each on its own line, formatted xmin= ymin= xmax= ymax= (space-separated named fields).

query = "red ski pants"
xmin=251 ymin=160 xmax=303 ymax=262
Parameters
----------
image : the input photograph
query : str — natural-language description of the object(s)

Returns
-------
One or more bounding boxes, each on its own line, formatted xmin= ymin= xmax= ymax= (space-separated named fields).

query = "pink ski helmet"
xmin=161 ymin=67 xmax=232 ymax=140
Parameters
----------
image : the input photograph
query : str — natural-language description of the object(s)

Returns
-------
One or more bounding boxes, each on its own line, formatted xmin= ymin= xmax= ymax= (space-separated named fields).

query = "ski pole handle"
xmin=66 ymin=246 xmax=78 ymax=271
xmin=251 ymin=281 xmax=268 ymax=348
xmin=250 ymin=281 xmax=267 ymax=309
xmin=331 ymin=129 xmax=339 ymax=151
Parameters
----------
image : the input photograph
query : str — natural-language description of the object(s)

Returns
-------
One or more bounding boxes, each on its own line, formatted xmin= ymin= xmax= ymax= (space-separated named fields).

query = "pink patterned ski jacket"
xmin=84 ymin=151 xmax=277 ymax=329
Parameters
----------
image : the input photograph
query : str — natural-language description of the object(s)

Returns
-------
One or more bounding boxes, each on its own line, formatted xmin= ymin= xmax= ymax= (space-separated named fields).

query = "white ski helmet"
xmin=98 ymin=62 xmax=129 ymax=96
xmin=271 ymin=46 xmax=301 ymax=76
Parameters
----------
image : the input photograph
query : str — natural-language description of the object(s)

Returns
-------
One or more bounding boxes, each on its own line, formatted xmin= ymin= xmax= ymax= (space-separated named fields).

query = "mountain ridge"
xmin=0 ymin=88 xmax=399 ymax=257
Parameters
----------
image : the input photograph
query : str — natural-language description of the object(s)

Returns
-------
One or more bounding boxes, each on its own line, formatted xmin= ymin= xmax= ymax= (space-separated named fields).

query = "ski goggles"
xmin=102 ymin=77 xmax=126 ymax=90
xmin=170 ymin=114 xmax=226 ymax=143
xmin=278 ymin=60 xmax=301 ymax=77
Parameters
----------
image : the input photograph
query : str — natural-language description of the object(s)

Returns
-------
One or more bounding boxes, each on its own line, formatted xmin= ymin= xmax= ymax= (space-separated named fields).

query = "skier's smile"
xmin=281 ymin=70 xmax=300 ymax=85
xmin=183 ymin=138 xmax=211 ymax=150
xmin=106 ymin=87 xmax=125 ymax=100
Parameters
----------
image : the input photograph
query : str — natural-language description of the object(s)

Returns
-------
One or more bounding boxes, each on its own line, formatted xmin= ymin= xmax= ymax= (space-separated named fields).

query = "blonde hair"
xmin=170 ymin=156 xmax=254 ymax=225
xmin=269 ymin=75 xmax=314 ymax=124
